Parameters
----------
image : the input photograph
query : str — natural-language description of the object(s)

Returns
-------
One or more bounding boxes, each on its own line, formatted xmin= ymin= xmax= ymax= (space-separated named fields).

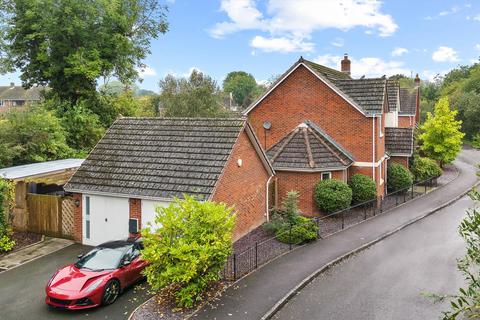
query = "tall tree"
xmin=0 ymin=108 xmax=72 ymax=167
xmin=419 ymin=97 xmax=464 ymax=166
xmin=160 ymin=70 xmax=230 ymax=118
xmin=223 ymin=71 xmax=261 ymax=109
xmin=0 ymin=0 xmax=168 ymax=102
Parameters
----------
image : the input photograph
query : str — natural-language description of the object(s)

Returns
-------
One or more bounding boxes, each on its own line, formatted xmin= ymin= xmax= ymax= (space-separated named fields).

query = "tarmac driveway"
xmin=0 ymin=243 xmax=152 ymax=320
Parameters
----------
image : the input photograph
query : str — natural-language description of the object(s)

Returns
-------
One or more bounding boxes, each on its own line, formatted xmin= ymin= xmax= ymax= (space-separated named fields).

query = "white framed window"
xmin=321 ymin=172 xmax=332 ymax=180
xmin=379 ymin=116 xmax=383 ymax=137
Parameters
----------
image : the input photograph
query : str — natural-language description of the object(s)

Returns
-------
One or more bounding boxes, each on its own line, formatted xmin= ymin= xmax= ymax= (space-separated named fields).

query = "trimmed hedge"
xmin=349 ymin=174 xmax=377 ymax=204
xmin=411 ymin=157 xmax=442 ymax=182
xmin=387 ymin=163 xmax=413 ymax=192
xmin=314 ymin=179 xmax=352 ymax=213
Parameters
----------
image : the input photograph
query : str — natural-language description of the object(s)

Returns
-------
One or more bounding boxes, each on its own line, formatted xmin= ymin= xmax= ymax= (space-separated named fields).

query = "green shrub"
xmin=472 ymin=133 xmax=480 ymax=149
xmin=141 ymin=195 xmax=235 ymax=308
xmin=348 ymin=174 xmax=377 ymax=204
xmin=0 ymin=179 xmax=15 ymax=253
xmin=314 ymin=179 xmax=352 ymax=213
xmin=266 ymin=191 xmax=319 ymax=244
xmin=275 ymin=216 xmax=318 ymax=244
xmin=387 ymin=163 xmax=413 ymax=192
xmin=410 ymin=157 xmax=442 ymax=182
xmin=0 ymin=228 xmax=15 ymax=252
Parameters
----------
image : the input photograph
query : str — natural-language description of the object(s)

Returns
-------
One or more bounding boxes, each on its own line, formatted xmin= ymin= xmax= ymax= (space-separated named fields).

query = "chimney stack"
xmin=414 ymin=73 xmax=420 ymax=87
xmin=341 ymin=54 xmax=351 ymax=75
xmin=10 ymin=82 xmax=14 ymax=88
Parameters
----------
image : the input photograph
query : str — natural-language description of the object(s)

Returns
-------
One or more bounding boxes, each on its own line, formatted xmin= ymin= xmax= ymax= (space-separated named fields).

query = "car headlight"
xmin=84 ymin=278 xmax=104 ymax=294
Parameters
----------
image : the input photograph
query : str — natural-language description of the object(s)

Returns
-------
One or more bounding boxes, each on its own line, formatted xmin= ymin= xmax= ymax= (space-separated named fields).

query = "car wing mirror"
xmin=77 ymin=254 xmax=84 ymax=259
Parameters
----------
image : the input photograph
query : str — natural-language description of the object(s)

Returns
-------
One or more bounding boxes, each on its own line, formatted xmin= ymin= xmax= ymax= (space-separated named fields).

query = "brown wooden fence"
xmin=26 ymin=194 xmax=75 ymax=239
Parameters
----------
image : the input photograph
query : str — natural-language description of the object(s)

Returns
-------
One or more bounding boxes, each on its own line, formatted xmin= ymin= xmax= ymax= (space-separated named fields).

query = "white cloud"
xmin=331 ymin=37 xmax=344 ymax=47
xmin=391 ymin=47 xmax=408 ymax=57
xmin=439 ymin=6 xmax=460 ymax=16
xmin=250 ymin=36 xmax=314 ymax=53
xmin=432 ymin=46 xmax=459 ymax=62
xmin=210 ymin=0 xmax=397 ymax=53
xmin=137 ymin=65 xmax=157 ymax=77
xmin=314 ymin=54 xmax=410 ymax=78
xmin=474 ymin=14 xmax=480 ymax=21
xmin=475 ymin=44 xmax=480 ymax=51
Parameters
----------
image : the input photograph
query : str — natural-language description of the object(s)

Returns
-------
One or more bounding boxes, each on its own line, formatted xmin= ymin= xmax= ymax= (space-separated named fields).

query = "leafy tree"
xmin=223 ymin=71 xmax=262 ymax=108
xmin=160 ymin=70 xmax=231 ymax=118
xmin=314 ymin=179 xmax=352 ymax=213
xmin=0 ymin=108 xmax=72 ymax=167
xmin=420 ymin=97 xmax=465 ymax=166
xmin=0 ymin=0 xmax=168 ymax=102
xmin=60 ymin=103 xmax=105 ymax=155
xmin=450 ymin=91 xmax=480 ymax=140
xmin=141 ymin=195 xmax=235 ymax=308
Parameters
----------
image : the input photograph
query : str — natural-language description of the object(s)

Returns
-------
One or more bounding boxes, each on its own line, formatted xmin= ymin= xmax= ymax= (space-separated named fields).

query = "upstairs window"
xmin=321 ymin=172 xmax=331 ymax=180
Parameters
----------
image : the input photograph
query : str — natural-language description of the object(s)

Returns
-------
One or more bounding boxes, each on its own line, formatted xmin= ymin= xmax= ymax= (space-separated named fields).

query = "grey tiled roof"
xmin=0 ymin=85 xmax=46 ymax=100
xmin=385 ymin=127 xmax=414 ymax=156
xmin=332 ymin=78 xmax=386 ymax=114
xmin=386 ymin=80 xmax=399 ymax=112
xmin=65 ymin=117 xmax=246 ymax=200
xmin=303 ymin=60 xmax=351 ymax=82
xmin=266 ymin=121 xmax=354 ymax=170
xmin=399 ymin=88 xmax=417 ymax=115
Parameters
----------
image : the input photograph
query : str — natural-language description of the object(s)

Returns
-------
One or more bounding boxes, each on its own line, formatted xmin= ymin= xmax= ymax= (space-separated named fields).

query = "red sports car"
xmin=45 ymin=237 xmax=148 ymax=309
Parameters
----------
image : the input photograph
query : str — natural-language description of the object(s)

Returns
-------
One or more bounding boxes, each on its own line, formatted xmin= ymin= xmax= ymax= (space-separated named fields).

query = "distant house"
xmin=245 ymin=55 xmax=420 ymax=214
xmin=65 ymin=118 xmax=274 ymax=246
xmin=0 ymin=83 xmax=46 ymax=112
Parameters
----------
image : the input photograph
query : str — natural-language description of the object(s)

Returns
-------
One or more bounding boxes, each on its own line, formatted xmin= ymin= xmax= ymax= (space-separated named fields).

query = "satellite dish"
xmin=263 ymin=121 xmax=272 ymax=130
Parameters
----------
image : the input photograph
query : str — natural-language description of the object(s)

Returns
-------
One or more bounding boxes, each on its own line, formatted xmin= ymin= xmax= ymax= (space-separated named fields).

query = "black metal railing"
xmin=222 ymin=176 xmax=438 ymax=281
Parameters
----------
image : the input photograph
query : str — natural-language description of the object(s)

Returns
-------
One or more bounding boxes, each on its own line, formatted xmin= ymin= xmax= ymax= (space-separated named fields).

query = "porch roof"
xmin=0 ymin=159 xmax=84 ymax=181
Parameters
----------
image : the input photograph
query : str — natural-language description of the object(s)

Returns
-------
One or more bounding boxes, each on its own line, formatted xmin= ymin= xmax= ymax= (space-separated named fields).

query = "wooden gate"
xmin=26 ymin=194 xmax=74 ymax=239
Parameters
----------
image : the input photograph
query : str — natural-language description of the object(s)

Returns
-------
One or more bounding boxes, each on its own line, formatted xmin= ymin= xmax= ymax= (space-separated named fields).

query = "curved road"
xmin=274 ymin=149 xmax=480 ymax=320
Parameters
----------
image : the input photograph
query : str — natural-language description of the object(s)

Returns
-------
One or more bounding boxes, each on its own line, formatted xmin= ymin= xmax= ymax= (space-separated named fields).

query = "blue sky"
xmin=1 ymin=0 xmax=480 ymax=92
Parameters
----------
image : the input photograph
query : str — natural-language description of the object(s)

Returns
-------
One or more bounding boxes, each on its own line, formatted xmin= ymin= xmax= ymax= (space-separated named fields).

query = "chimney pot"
xmin=414 ymin=73 xmax=420 ymax=87
xmin=10 ymin=82 xmax=14 ymax=87
xmin=341 ymin=54 xmax=351 ymax=75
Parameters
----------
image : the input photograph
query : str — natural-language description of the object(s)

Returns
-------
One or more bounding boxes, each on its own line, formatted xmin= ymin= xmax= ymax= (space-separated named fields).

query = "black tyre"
xmin=102 ymin=279 xmax=120 ymax=305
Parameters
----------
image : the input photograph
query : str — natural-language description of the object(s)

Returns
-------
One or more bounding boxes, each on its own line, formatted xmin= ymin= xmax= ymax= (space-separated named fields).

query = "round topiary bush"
xmin=410 ymin=157 xmax=442 ymax=182
xmin=387 ymin=163 xmax=413 ymax=192
xmin=348 ymin=174 xmax=377 ymax=204
xmin=314 ymin=179 xmax=352 ymax=213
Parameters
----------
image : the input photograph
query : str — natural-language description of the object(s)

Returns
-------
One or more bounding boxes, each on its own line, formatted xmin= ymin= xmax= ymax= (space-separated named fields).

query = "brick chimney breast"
xmin=341 ymin=54 xmax=351 ymax=75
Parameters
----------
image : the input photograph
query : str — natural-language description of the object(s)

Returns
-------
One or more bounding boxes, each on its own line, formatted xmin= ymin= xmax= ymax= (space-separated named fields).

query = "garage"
xmin=82 ymin=194 xmax=129 ymax=246
xmin=141 ymin=199 xmax=170 ymax=231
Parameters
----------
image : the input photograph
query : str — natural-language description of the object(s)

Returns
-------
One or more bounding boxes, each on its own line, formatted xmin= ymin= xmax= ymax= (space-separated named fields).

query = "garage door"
xmin=83 ymin=195 xmax=129 ymax=246
xmin=141 ymin=199 xmax=170 ymax=232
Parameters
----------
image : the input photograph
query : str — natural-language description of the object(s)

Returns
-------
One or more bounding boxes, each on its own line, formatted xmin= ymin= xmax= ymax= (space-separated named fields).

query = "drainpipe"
xmin=265 ymin=175 xmax=274 ymax=222
xmin=372 ymin=115 xmax=376 ymax=180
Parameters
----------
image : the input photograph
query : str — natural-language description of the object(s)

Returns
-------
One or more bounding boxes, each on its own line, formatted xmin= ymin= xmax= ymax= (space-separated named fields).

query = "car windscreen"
xmin=74 ymin=246 xmax=128 ymax=271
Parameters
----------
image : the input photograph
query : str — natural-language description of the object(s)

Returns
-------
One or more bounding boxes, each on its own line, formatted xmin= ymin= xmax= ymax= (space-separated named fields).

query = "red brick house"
xmin=245 ymin=56 xmax=418 ymax=214
xmin=64 ymin=118 xmax=274 ymax=245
